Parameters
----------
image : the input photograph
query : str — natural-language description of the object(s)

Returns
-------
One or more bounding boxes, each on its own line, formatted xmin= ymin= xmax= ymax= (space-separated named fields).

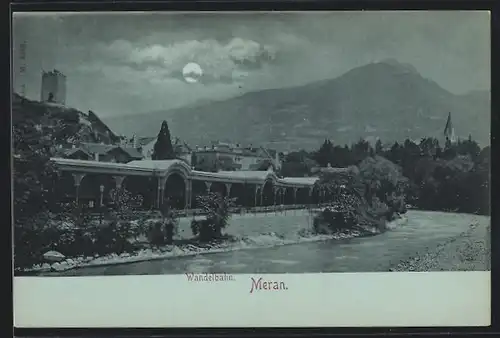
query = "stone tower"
xmin=41 ymin=69 xmax=66 ymax=105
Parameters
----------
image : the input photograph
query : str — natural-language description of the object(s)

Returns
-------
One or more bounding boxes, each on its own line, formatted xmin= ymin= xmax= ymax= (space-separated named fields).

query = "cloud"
xmin=97 ymin=37 xmax=277 ymax=84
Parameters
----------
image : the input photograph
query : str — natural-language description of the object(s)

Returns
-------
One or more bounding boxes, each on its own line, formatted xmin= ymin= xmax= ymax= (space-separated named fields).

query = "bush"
xmin=312 ymin=156 xmax=407 ymax=235
xmin=413 ymin=155 xmax=489 ymax=214
xmin=313 ymin=208 xmax=356 ymax=234
xmin=191 ymin=192 xmax=236 ymax=242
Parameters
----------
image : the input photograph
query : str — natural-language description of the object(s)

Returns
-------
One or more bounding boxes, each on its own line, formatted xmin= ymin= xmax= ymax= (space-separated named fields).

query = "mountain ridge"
xmin=103 ymin=60 xmax=490 ymax=150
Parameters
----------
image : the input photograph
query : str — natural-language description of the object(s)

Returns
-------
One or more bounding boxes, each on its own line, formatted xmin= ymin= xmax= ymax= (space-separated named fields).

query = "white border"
xmin=14 ymin=272 xmax=490 ymax=328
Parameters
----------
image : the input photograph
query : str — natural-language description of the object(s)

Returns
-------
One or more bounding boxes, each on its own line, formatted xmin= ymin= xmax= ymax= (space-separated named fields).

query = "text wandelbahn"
xmin=185 ymin=273 xmax=235 ymax=282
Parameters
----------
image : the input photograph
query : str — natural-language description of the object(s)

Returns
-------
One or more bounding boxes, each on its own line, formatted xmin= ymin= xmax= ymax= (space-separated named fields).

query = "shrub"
xmin=191 ymin=192 xmax=236 ymax=242
xmin=313 ymin=207 xmax=356 ymax=234
xmin=148 ymin=221 xmax=165 ymax=246
xmin=312 ymin=156 xmax=408 ymax=235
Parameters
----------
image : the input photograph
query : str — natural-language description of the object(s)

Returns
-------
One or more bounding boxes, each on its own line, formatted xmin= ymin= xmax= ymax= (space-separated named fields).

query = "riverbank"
xmin=390 ymin=218 xmax=490 ymax=272
xmin=19 ymin=231 xmax=361 ymax=275
xmin=18 ymin=212 xmax=408 ymax=275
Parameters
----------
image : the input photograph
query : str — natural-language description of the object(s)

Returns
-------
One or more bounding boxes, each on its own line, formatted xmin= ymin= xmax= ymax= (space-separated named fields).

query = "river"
xmin=41 ymin=210 xmax=490 ymax=276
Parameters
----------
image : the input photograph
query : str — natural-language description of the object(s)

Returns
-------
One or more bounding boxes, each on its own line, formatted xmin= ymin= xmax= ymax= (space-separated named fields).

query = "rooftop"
xmin=79 ymin=142 xmax=143 ymax=159
xmin=50 ymin=158 xmax=316 ymax=187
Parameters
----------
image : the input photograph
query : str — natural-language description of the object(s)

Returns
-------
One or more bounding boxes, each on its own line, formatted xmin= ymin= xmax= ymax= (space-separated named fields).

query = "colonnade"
xmin=64 ymin=171 xmax=334 ymax=211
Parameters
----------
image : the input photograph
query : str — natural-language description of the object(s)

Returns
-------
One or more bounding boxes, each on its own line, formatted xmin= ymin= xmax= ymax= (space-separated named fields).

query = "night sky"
xmin=12 ymin=11 xmax=490 ymax=118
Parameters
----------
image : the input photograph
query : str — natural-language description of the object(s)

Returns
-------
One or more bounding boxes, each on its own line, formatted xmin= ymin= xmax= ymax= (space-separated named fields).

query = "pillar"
xmin=185 ymin=179 xmax=192 ymax=210
xmin=204 ymin=181 xmax=212 ymax=194
xmin=260 ymin=184 xmax=264 ymax=206
xmin=72 ymin=173 xmax=86 ymax=205
xmin=226 ymin=183 xmax=233 ymax=197
xmin=160 ymin=176 xmax=167 ymax=207
xmin=155 ymin=176 xmax=167 ymax=208
xmin=225 ymin=183 xmax=232 ymax=198
xmin=113 ymin=175 xmax=125 ymax=189
xmin=254 ymin=185 xmax=260 ymax=207
xmin=293 ymin=187 xmax=298 ymax=205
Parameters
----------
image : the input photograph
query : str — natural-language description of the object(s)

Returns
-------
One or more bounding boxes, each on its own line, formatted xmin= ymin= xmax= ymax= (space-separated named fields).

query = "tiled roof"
xmin=64 ymin=148 xmax=91 ymax=157
xmin=138 ymin=137 xmax=156 ymax=146
xmin=249 ymin=159 xmax=273 ymax=170
xmin=80 ymin=142 xmax=114 ymax=155
xmin=79 ymin=142 xmax=143 ymax=159
xmin=120 ymin=146 xmax=143 ymax=159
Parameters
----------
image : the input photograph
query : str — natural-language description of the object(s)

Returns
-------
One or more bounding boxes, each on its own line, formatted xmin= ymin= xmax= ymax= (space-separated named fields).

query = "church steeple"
xmin=443 ymin=112 xmax=456 ymax=143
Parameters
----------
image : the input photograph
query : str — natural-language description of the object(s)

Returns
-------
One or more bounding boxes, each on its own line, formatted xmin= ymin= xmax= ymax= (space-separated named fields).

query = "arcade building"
xmin=50 ymin=158 xmax=342 ymax=211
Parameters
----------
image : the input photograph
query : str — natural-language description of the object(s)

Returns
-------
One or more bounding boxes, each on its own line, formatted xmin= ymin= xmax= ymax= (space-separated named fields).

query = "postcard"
xmin=12 ymin=10 xmax=491 ymax=328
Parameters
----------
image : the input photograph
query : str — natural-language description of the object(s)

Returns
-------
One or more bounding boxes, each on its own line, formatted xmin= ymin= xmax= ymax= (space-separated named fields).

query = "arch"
xmin=311 ymin=186 xmax=320 ymax=205
xmin=229 ymin=183 xmax=245 ymax=206
xmin=296 ymin=187 xmax=311 ymax=205
xmin=261 ymin=179 xmax=275 ymax=206
xmin=243 ymin=183 xmax=257 ymax=208
xmin=164 ymin=172 xmax=186 ymax=209
xmin=164 ymin=161 xmax=192 ymax=180
xmin=210 ymin=182 xmax=227 ymax=197
xmin=78 ymin=173 xmax=116 ymax=209
xmin=191 ymin=180 xmax=208 ymax=209
xmin=283 ymin=186 xmax=296 ymax=205
xmin=263 ymin=171 xmax=279 ymax=185
xmin=52 ymin=171 xmax=78 ymax=210
xmin=122 ymin=175 xmax=154 ymax=209
xmin=277 ymin=186 xmax=286 ymax=205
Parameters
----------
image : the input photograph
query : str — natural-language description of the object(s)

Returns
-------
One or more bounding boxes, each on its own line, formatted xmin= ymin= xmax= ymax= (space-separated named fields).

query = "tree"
xmin=351 ymin=139 xmax=372 ymax=164
xmin=152 ymin=121 xmax=175 ymax=160
xmin=456 ymin=137 xmax=481 ymax=160
xmin=279 ymin=151 xmax=316 ymax=177
xmin=313 ymin=139 xmax=334 ymax=167
xmin=357 ymin=155 xmax=408 ymax=208
xmin=400 ymin=139 xmax=421 ymax=180
xmin=419 ymin=137 xmax=440 ymax=158
xmin=375 ymin=139 xmax=383 ymax=155
xmin=13 ymin=117 xmax=59 ymax=224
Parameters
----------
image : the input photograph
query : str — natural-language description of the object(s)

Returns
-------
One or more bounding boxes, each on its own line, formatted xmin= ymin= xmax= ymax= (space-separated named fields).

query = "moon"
xmin=182 ymin=62 xmax=203 ymax=83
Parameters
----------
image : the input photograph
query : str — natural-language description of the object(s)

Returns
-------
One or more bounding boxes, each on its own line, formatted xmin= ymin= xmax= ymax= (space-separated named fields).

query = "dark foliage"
xmin=152 ymin=120 xmax=175 ymax=160
xmin=290 ymin=135 xmax=489 ymax=216
xmin=191 ymin=192 xmax=236 ymax=242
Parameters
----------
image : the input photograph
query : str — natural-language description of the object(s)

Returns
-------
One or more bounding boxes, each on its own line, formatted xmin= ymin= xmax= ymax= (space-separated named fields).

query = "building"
xmin=134 ymin=137 xmax=156 ymax=159
xmin=136 ymin=136 xmax=193 ymax=165
xmin=58 ymin=143 xmax=143 ymax=163
xmin=41 ymin=69 xmax=66 ymax=105
xmin=173 ymin=138 xmax=193 ymax=165
xmin=310 ymin=163 xmax=352 ymax=176
xmin=443 ymin=112 xmax=457 ymax=145
xmin=193 ymin=141 xmax=281 ymax=172
xmin=57 ymin=147 xmax=93 ymax=161
xmin=50 ymin=158 xmax=330 ymax=211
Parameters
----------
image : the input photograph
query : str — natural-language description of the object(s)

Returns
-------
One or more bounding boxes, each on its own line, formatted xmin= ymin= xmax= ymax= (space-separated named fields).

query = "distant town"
xmin=40 ymin=69 xmax=285 ymax=173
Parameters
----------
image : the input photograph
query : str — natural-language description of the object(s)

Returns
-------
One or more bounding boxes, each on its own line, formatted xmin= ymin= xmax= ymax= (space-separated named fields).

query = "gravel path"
xmin=390 ymin=218 xmax=490 ymax=272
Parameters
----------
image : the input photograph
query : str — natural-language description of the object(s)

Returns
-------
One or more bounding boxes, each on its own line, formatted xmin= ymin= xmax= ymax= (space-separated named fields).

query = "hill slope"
xmin=12 ymin=93 xmax=120 ymax=152
xmin=104 ymin=59 xmax=490 ymax=150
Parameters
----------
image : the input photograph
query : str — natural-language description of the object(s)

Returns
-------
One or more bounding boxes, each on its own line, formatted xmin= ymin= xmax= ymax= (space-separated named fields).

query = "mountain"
xmin=12 ymin=93 xmax=120 ymax=151
xmin=103 ymin=60 xmax=490 ymax=151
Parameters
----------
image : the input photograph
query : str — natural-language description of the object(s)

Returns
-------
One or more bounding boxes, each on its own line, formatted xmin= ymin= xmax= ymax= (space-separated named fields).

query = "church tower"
xmin=443 ymin=112 xmax=457 ymax=145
